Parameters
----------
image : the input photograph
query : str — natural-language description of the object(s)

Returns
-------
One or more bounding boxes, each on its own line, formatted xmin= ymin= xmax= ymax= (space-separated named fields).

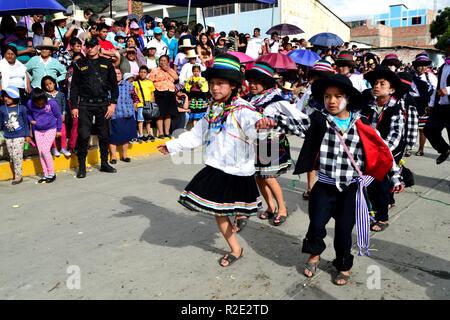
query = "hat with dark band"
xmin=381 ymin=53 xmax=401 ymax=68
xmin=335 ymin=50 xmax=356 ymax=67
xmin=203 ymin=54 xmax=243 ymax=85
xmin=308 ymin=59 xmax=335 ymax=78
xmin=412 ymin=52 xmax=431 ymax=67
xmin=364 ymin=65 xmax=405 ymax=98
xmin=311 ymin=74 xmax=362 ymax=110
xmin=397 ymin=72 xmax=413 ymax=94
xmin=245 ymin=62 xmax=276 ymax=88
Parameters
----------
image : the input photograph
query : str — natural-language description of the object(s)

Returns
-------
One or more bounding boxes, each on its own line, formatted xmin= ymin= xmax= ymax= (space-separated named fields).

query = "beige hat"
xmin=305 ymin=41 xmax=314 ymax=49
xmin=179 ymin=38 xmax=196 ymax=49
xmin=281 ymin=82 xmax=293 ymax=91
xmin=36 ymin=37 xmax=58 ymax=51
xmin=51 ymin=12 xmax=68 ymax=22
xmin=71 ymin=10 xmax=87 ymax=22
xmin=185 ymin=49 xmax=198 ymax=59
xmin=104 ymin=17 xmax=115 ymax=27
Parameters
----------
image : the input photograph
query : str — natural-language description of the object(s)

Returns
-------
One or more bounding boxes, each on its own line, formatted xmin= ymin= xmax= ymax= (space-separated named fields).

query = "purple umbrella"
xmin=288 ymin=49 xmax=320 ymax=67
xmin=266 ymin=23 xmax=304 ymax=36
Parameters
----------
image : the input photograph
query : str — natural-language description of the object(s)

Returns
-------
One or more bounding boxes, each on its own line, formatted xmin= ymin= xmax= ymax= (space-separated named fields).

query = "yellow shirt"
xmin=134 ymin=79 xmax=155 ymax=107
xmin=185 ymin=76 xmax=209 ymax=93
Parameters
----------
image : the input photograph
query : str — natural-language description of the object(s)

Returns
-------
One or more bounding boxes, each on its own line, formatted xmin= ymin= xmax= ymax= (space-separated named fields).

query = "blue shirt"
xmin=162 ymin=35 xmax=178 ymax=62
xmin=333 ymin=112 xmax=352 ymax=132
xmin=0 ymin=104 xmax=30 ymax=138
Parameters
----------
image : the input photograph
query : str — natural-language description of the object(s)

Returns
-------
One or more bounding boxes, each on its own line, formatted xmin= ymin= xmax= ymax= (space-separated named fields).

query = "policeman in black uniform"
xmin=70 ymin=37 xmax=119 ymax=178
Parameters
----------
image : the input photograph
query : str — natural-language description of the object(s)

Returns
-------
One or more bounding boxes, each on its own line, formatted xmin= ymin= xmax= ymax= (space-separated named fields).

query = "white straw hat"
xmin=51 ymin=12 xmax=68 ymax=22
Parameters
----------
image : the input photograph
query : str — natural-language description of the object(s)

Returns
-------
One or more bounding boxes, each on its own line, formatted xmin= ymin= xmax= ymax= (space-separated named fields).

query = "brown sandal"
xmin=334 ymin=272 xmax=351 ymax=286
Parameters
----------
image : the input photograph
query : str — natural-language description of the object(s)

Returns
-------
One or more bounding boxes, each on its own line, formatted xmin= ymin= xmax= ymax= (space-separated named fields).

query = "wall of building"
xmin=197 ymin=5 xmax=281 ymax=34
xmin=370 ymin=48 xmax=444 ymax=68
xmin=351 ymin=23 xmax=392 ymax=47
xmin=373 ymin=5 xmax=430 ymax=27
xmin=281 ymin=0 xmax=350 ymax=41
xmin=391 ymin=24 xmax=433 ymax=48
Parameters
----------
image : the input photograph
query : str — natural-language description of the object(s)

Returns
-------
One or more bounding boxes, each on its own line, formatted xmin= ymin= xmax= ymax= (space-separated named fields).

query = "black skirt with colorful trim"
xmin=178 ymin=166 xmax=262 ymax=217
xmin=255 ymin=134 xmax=292 ymax=178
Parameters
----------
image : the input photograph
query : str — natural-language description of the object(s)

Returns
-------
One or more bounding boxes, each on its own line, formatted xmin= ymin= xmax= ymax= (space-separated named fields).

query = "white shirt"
xmin=245 ymin=37 xmax=263 ymax=60
xmin=179 ymin=62 xmax=206 ymax=85
xmin=166 ymin=98 xmax=261 ymax=176
xmin=269 ymin=40 xmax=279 ymax=53
xmin=0 ymin=59 xmax=28 ymax=90
xmin=146 ymin=39 xmax=168 ymax=59
xmin=349 ymin=73 xmax=368 ymax=92
xmin=146 ymin=57 xmax=158 ymax=70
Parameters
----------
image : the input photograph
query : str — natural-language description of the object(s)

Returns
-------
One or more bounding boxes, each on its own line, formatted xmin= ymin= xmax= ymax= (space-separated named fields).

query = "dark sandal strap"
xmin=334 ymin=272 xmax=350 ymax=285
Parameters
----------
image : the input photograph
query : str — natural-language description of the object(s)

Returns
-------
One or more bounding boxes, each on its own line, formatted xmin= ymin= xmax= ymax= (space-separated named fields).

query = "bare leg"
xmin=156 ymin=118 xmax=164 ymax=137
xmin=137 ymin=122 xmax=144 ymax=137
xmin=122 ymin=143 xmax=129 ymax=159
xmin=109 ymin=144 xmax=117 ymax=160
xmin=163 ymin=116 xmax=171 ymax=135
xmin=146 ymin=122 xmax=152 ymax=136
xmin=216 ymin=216 xmax=242 ymax=266
xmin=417 ymin=130 xmax=426 ymax=154
xmin=256 ymin=177 xmax=276 ymax=213
xmin=265 ymin=177 xmax=287 ymax=216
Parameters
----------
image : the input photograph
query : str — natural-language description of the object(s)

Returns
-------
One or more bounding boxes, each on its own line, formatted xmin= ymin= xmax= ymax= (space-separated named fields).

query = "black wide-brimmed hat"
xmin=311 ymin=74 xmax=362 ymax=110
xmin=203 ymin=54 xmax=243 ymax=85
xmin=397 ymin=72 xmax=413 ymax=94
xmin=364 ymin=65 xmax=405 ymax=98
xmin=245 ymin=62 xmax=276 ymax=88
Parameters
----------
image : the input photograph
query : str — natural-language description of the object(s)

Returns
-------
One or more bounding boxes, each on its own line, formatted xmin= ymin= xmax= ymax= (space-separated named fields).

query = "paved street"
xmin=0 ymin=137 xmax=449 ymax=300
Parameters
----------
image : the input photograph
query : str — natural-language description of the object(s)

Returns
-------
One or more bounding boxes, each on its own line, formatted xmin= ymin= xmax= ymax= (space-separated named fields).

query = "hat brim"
xmin=382 ymin=59 xmax=401 ymax=68
xmin=245 ymin=69 xmax=276 ymax=88
xmin=412 ymin=60 xmax=431 ymax=66
xmin=364 ymin=69 xmax=405 ymax=98
xmin=335 ymin=59 xmax=355 ymax=67
xmin=35 ymin=45 xmax=58 ymax=51
xmin=1 ymin=89 xmax=20 ymax=99
xmin=203 ymin=68 xmax=242 ymax=86
xmin=179 ymin=45 xmax=196 ymax=49
xmin=311 ymin=77 xmax=362 ymax=110
xmin=308 ymin=69 xmax=334 ymax=78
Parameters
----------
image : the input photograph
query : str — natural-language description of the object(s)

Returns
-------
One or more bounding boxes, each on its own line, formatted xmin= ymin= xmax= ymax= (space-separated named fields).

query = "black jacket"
xmin=70 ymin=56 xmax=119 ymax=108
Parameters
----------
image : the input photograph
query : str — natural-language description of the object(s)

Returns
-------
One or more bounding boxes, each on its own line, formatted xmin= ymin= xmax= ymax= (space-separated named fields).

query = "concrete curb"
xmin=0 ymin=139 xmax=168 ymax=181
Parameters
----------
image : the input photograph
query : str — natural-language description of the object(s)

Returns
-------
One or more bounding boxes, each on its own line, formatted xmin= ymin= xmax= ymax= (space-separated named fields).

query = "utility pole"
xmin=433 ymin=0 xmax=437 ymax=19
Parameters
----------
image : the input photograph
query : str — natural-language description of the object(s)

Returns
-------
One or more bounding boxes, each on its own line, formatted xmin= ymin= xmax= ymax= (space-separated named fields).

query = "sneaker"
xmin=148 ymin=135 xmax=155 ymax=142
xmin=46 ymin=175 xmax=56 ymax=183
xmin=142 ymin=135 xmax=149 ymax=142
xmin=436 ymin=149 xmax=450 ymax=165
xmin=38 ymin=177 xmax=47 ymax=183
xmin=137 ymin=136 xmax=144 ymax=143
xmin=52 ymin=148 xmax=61 ymax=157
xmin=61 ymin=148 xmax=71 ymax=157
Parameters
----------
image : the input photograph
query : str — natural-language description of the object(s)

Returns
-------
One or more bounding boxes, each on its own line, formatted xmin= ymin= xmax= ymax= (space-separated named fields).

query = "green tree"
xmin=430 ymin=7 xmax=450 ymax=50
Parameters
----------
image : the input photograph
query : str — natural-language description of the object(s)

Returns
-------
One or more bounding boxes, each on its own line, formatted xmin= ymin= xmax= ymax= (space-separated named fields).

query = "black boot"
xmin=100 ymin=162 xmax=117 ymax=173
xmin=77 ymin=160 xmax=86 ymax=178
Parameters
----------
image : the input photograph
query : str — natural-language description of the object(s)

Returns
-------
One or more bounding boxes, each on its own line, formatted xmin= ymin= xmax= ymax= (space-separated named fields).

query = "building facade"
xmin=197 ymin=0 xmax=350 ymax=41
xmin=349 ymin=3 xmax=436 ymax=49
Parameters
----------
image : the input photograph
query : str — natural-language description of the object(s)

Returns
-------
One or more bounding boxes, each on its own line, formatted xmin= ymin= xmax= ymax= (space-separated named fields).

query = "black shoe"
xmin=142 ymin=135 xmax=149 ymax=142
xmin=164 ymin=134 xmax=172 ymax=138
xmin=100 ymin=163 xmax=117 ymax=173
xmin=156 ymin=135 xmax=165 ymax=139
xmin=120 ymin=157 xmax=131 ymax=162
xmin=110 ymin=159 xmax=117 ymax=164
xmin=37 ymin=177 xmax=47 ymax=183
xmin=436 ymin=149 xmax=450 ymax=165
xmin=76 ymin=170 xmax=86 ymax=178
xmin=46 ymin=175 xmax=56 ymax=183
xmin=148 ymin=135 xmax=155 ymax=142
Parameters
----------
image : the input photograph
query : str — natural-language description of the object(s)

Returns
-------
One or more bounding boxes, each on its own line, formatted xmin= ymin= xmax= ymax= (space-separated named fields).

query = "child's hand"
xmin=25 ymin=136 xmax=32 ymax=143
xmin=256 ymin=117 xmax=276 ymax=130
xmin=157 ymin=144 xmax=169 ymax=155
xmin=56 ymin=132 xmax=62 ymax=138
xmin=30 ymin=120 xmax=36 ymax=125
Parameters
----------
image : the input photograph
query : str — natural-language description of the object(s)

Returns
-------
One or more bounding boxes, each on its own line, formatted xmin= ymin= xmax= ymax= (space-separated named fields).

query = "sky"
xmin=320 ymin=0 xmax=450 ymax=21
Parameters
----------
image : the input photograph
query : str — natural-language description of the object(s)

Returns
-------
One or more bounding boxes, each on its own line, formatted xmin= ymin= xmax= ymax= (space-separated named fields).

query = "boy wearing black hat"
xmin=362 ymin=66 xmax=407 ymax=231
xmin=257 ymin=74 xmax=403 ymax=286
xmin=158 ymin=54 xmax=263 ymax=268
